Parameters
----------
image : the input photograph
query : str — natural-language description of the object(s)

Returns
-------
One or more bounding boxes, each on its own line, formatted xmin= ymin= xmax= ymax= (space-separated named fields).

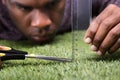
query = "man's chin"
xmin=30 ymin=36 xmax=54 ymax=44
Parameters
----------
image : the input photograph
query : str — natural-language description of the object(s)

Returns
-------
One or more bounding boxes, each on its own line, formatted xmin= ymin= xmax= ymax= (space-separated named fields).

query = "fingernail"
xmin=85 ymin=37 xmax=92 ymax=44
xmin=97 ymin=51 xmax=103 ymax=56
xmin=91 ymin=45 xmax=97 ymax=51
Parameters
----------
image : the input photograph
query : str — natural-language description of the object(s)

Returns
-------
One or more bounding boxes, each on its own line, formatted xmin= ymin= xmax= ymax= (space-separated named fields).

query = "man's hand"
xmin=84 ymin=4 xmax=120 ymax=56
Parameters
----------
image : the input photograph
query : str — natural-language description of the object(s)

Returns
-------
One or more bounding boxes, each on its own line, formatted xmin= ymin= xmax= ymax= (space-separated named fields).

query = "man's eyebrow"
xmin=9 ymin=1 xmax=32 ymax=7
xmin=49 ymin=0 xmax=60 ymax=1
xmin=49 ymin=0 xmax=61 ymax=3
xmin=43 ymin=0 xmax=61 ymax=6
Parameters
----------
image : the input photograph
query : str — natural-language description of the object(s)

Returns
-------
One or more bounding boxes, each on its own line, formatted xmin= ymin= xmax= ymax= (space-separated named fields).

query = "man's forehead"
xmin=9 ymin=0 xmax=62 ymax=7
xmin=10 ymin=0 xmax=61 ymax=3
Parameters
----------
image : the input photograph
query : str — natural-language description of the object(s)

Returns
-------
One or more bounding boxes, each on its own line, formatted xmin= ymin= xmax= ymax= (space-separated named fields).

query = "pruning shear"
xmin=0 ymin=46 xmax=72 ymax=62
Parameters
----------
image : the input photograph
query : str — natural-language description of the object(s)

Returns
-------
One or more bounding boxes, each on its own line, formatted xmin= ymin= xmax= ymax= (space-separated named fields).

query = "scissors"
xmin=0 ymin=46 xmax=72 ymax=62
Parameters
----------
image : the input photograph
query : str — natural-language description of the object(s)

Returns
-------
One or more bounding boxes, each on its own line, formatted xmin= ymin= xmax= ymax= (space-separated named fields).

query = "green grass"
xmin=0 ymin=31 xmax=120 ymax=80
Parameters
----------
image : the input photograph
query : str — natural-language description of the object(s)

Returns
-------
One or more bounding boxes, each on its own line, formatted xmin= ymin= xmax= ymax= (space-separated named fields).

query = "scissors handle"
xmin=0 ymin=46 xmax=27 ymax=61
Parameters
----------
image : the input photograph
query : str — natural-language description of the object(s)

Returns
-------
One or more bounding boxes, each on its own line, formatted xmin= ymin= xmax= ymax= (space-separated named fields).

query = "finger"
xmin=108 ymin=38 xmax=120 ymax=54
xmin=98 ymin=23 xmax=120 ymax=55
xmin=93 ymin=12 xmax=120 ymax=49
xmin=84 ymin=19 xmax=98 ymax=44
xmin=84 ymin=4 xmax=114 ymax=44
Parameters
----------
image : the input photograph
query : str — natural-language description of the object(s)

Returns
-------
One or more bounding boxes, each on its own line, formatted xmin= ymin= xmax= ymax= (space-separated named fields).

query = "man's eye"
xmin=45 ymin=1 xmax=58 ymax=9
xmin=15 ymin=3 xmax=33 ymax=12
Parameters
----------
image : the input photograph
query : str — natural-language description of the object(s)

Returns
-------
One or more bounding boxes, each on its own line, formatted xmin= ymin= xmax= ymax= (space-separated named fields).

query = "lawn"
xmin=0 ymin=31 xmax=120 ymax=80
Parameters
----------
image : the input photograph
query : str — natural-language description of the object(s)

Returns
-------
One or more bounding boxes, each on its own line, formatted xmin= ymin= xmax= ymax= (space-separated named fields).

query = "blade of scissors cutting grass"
xmin=25 ymin=54 xmax=72 ymax=62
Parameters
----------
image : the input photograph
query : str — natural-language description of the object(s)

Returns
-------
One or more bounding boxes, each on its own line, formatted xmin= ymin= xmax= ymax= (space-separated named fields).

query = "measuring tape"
xmin=71 ymin=0 xmax=92 ymax=59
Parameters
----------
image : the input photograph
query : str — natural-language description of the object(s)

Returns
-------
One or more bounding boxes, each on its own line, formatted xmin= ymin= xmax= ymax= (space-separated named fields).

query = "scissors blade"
xmin=25 ymin=54 xmax=72 ymax=62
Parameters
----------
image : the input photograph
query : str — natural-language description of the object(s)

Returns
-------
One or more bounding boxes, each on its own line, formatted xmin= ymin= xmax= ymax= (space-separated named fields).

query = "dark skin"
xmin=2 ymin=0 xmax=65 ymax=44
xmin=2 ymin=0 xmax=120 ymax=56
xmin=84 ymin=4 xmax=120 ymax=56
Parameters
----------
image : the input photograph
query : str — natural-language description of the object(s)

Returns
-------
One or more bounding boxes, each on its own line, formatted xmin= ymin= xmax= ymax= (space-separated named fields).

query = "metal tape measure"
xmin=71 ymin=0 xmax=92 ymax=59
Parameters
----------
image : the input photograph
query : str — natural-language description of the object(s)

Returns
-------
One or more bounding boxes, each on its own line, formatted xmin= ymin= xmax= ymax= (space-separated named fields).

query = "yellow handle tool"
xmin=0 ymin=46 xmax=72 ymax=62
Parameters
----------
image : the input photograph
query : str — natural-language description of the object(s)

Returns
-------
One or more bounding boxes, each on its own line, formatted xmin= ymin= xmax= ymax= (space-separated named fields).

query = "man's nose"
xmin=31 ymin=11 xmax=52 ymax=31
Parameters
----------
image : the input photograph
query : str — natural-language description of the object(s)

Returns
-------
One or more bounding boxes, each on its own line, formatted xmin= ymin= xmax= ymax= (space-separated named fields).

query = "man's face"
xmin=2 ymin=0 xmax=65 ymax=43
